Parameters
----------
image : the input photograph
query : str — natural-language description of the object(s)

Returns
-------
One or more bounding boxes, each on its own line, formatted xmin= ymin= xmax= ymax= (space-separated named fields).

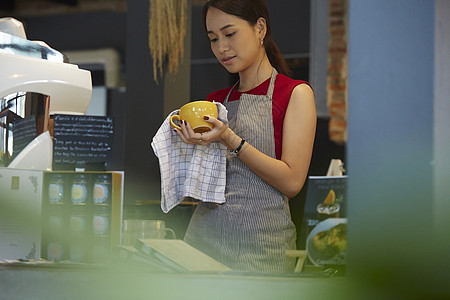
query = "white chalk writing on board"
xmin=53 ymin=114 xmax=114 ymax=165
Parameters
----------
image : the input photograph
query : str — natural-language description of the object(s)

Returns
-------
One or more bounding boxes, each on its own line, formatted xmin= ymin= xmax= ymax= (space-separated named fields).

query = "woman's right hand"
xmin=174 ymin=116 xmax=232 ymax=147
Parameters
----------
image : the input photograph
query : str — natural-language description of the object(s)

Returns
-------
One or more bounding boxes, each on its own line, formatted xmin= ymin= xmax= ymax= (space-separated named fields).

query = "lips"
xmin=222 ymin=56 xmax=236 ymax=65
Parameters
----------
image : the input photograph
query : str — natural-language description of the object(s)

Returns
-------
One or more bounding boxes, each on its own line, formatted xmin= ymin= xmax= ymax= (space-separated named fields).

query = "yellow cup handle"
xmin=170 ymin=115 xmax=182 ymax=130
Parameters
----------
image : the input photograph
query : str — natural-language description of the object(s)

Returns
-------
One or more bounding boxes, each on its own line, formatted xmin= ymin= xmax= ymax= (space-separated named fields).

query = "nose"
xmin=217 ymin=38 xmax=229 ymax=53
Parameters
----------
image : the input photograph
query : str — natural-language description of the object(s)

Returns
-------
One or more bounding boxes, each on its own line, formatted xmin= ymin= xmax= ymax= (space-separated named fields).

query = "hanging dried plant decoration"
xmin=149 ymin=0 xmax=188 ymax=83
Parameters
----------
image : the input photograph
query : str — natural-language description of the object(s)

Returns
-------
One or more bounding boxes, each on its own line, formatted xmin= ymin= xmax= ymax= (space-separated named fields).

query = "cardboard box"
xmin=0 ymin=168 xmax=43 ymax=260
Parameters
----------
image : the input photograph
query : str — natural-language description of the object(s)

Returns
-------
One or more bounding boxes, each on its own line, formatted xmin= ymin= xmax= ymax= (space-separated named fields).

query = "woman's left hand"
xmin=174 ymin=116 xmax=228 ymax=145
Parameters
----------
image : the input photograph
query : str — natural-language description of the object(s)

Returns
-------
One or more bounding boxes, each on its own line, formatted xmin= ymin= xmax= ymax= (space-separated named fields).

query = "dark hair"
xmin=202 ymin=0 xmax=291 ymax=77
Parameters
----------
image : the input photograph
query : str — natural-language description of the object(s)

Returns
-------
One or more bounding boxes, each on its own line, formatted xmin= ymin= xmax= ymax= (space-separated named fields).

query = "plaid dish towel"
xmin=151 ymin=102 xmax=228 ymax=213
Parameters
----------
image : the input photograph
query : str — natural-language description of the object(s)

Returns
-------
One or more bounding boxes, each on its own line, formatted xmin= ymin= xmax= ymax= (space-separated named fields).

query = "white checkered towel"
xmin=151 ymin=102 xmax=228 ymax=213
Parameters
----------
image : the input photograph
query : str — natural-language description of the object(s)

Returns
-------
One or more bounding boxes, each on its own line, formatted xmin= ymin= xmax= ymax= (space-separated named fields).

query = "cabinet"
xmin=0 ymin=168 xmax=123 ymax=262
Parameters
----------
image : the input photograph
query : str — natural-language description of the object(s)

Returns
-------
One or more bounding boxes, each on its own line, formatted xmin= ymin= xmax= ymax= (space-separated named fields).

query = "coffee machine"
xmin=0 ymin=18 xmax=92 ymax=169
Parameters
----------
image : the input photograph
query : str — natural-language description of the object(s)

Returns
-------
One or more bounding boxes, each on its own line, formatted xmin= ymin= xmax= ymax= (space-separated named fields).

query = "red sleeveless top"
xmin=207 ymin=73 xmax=310 ymax=159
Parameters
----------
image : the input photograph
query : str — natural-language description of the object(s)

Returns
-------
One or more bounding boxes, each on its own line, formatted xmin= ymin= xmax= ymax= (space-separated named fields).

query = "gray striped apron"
xmin=184 ymin=69 xmax=296 ymax=272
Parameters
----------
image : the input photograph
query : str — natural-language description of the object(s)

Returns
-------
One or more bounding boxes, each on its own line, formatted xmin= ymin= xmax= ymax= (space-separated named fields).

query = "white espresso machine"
xmin=0 ymin=18 xmax=93 ymax=261
xmin=0 ymin=17 xmax=92 ymax=170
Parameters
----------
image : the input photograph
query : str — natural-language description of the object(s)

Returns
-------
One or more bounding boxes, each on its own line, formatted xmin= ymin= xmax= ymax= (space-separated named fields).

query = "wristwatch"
xmin=230 ymin=139 xmax=245 ymax=156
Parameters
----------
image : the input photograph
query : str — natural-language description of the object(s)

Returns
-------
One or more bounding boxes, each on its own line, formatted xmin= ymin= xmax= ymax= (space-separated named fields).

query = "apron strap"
xmin=224 ymin=81 xmax=240 ymax=104
xmin=224 ymin=68 xmax=278 ymax=104
xmin=266 ymin=68 xmax=278 ymax=99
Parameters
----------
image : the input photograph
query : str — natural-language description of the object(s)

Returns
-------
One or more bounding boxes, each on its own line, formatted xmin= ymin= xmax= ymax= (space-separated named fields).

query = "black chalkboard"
xmin=12 ymin=116 xmax=37 ymax=158
xmin=52 ymin=114 xmax=114 ymax=169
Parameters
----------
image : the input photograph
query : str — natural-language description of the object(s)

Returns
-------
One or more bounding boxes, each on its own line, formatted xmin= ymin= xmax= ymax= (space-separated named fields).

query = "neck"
xmin=237 ymin=54 xmax=273 ymax=92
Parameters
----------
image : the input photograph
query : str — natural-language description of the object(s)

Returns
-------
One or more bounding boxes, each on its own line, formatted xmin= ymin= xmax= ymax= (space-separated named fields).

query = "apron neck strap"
xmin=224 ymin=81 xmax=240 ymax=104
xmin=224 ymin=68 xmax=278 ymax=103
xmin=266 ymin=68 xmax=278 ymax=99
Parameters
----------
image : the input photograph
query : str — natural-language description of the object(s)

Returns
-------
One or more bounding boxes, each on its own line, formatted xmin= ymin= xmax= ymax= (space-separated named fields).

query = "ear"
xmin=256 ymin=17 xmax=267 ymax=38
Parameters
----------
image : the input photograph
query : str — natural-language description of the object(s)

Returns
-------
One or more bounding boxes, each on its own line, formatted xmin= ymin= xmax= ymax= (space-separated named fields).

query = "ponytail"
xmin=264 ymin=36 xmax=291 ymax=77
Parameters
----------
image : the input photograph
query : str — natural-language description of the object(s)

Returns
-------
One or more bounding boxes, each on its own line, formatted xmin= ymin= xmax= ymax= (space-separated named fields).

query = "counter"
xmin=0 ymin=261 xmax=350 ymax=299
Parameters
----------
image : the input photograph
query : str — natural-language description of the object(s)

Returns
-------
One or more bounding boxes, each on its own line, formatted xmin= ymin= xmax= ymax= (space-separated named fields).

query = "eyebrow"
xmin=207 ymin=24 xmax=235 ymax=35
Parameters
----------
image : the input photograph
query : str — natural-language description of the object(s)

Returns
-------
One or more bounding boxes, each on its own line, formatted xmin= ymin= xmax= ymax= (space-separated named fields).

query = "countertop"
xmin=0 ymin=260 xmax=350 ymax=300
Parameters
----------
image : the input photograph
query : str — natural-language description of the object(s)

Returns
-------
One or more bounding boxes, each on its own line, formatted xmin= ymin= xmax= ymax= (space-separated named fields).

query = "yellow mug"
xmin=170 ymin=101 xmax=218 ymax=133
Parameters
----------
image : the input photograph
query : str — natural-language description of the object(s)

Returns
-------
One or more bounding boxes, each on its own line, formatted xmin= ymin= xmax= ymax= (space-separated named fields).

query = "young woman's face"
xmin=206 ymin=7 xmax=263 ymax=74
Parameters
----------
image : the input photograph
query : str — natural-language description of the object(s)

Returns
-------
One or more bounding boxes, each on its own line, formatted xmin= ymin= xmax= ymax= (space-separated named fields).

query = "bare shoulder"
xmin=291 ymin=83 xmax=314 ymax=102
xmin=287 ymin=83 xmax=316 ymax=114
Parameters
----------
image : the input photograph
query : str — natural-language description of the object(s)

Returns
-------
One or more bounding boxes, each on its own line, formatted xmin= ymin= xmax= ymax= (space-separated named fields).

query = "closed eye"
xmin=226 ymin=32 xmax=236 ymax=38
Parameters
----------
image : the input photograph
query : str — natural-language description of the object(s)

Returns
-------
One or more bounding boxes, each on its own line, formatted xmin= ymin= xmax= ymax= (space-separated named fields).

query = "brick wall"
xmin=327 ymin=0 xmax=347 ymax=144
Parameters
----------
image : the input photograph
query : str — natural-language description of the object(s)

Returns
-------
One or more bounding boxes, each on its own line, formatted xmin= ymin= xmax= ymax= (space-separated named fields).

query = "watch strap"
xmin=230 ymin=139 xmax=245 ymax=156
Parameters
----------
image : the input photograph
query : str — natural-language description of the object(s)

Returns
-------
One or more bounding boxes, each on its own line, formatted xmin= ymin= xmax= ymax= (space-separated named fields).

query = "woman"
xmin=174 ymin=0 xmax=316 ymax=272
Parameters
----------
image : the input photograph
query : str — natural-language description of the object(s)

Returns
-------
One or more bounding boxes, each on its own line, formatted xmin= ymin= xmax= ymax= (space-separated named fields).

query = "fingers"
xmin=174 ymin=117 xmax=227 ymax=144
xmin=174 ymin=128 xmax=190 ymax=144
xmin=203 ymin=115 xmax=218 ymax=125
xmin=174 ymin=121 xmax=202 ymax=144
xmin=203 ymin=116 xmax=228 ymax=136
